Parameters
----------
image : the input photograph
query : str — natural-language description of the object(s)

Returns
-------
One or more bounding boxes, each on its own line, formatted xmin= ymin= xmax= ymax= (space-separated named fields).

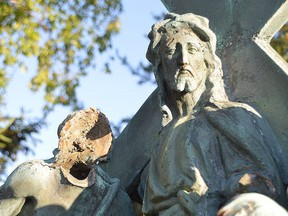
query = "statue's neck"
xmin=168 ymin=88 xmax=205 ymax=118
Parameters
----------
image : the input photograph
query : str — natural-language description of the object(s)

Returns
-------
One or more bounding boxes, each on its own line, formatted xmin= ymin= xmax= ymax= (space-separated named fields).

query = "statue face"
xmin=160 ymin=31 xmax=207 ymax=93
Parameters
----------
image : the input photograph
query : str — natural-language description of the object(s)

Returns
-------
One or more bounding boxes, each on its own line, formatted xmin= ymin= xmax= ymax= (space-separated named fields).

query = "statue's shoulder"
xmin=203 ymin=100 xmax=267 ymax=135
xmin=3 ymin=160 xmax=58 ymax=197
xmin=11 ymin=159 xmax=55 ymax=177
xmin=204 ymin=101 xmax=263 ymax=122
xmin=202 ymin=100 xmax=283 ymax=149
xmin=204 ymin=101 xmax=261 ymax=117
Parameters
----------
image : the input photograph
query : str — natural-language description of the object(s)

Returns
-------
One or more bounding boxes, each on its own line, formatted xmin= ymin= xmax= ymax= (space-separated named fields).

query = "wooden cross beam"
xmin=101 ymin=1 xmax=288 ymax=189
xmin=161 ymin=0 xmax=288 ymax=150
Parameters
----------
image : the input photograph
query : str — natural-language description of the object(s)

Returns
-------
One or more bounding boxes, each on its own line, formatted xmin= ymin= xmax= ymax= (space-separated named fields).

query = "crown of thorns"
xmin=146 ymin=13 xmax=217 ymax=65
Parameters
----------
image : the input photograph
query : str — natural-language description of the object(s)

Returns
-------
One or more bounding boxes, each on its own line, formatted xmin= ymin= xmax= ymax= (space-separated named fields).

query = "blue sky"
xmin=4 ymin=1 xmax=168 ymax=174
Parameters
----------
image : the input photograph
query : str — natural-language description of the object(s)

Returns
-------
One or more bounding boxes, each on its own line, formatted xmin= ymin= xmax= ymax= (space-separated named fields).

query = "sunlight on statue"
xmin=0 ymin=108 xmax=135 ymax=216
xmin=1 ymin=11 xmax=288 ymax=216
xmin=140 ymin=13 xmax=288 ymax=215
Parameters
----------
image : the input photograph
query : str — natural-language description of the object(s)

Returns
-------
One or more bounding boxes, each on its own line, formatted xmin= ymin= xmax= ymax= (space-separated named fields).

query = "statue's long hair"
xmin=146 ymin=13 xmax=228 ymax=125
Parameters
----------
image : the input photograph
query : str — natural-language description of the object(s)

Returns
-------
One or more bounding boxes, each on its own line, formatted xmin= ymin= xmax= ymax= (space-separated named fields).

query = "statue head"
xmin=55 ymin=108 xmax=113 ymax=186
xmin=146 ymin=13 xmax=228 ymax=124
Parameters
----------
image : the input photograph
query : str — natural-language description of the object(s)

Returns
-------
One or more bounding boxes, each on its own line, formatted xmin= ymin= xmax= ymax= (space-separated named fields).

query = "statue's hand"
xmin=217 ymin=193 xmax=288 ymax=216
xmin=177 ymin=190 xmax=200 ymax=214
xmin=176 ymin=167 xmax=208 ymax=214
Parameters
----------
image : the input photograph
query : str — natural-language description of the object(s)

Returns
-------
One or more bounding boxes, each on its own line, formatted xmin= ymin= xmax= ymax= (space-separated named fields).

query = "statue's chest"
xmin=159 ymin=116 xmax=216 ymax=159
xmin=151 ymin=115 xmax=225 ymax=196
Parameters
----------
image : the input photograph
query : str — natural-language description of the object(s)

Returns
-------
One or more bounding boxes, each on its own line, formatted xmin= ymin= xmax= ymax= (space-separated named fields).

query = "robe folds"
xmin=141 ymin=101 xmax=288 ymax=215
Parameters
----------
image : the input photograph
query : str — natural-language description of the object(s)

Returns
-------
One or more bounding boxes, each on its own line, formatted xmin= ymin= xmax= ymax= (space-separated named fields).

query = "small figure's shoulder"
xmin=3 ymin=160 xmax=58 ymax=197
xmin=9 ymin=159 xmax=55 ymax=179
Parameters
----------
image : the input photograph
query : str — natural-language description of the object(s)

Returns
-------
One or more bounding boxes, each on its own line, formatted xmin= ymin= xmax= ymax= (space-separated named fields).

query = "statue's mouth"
xmin=178 ymin=68 xmax=194 ymax=77
xmin=182 ymin=69 xmax=193 ymax=76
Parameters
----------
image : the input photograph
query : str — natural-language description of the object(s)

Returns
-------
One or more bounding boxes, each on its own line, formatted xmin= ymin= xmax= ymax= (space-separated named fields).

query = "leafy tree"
xmin=0 ymin=114 xmax=44 ymax=174
xmin=0 ymin=0 xmax=122 ymax=174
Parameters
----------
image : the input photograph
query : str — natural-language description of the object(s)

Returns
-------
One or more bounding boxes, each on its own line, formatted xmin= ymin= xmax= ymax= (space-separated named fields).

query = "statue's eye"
xmin=165 ymin=48 xmax=175 ymax=56
xmin=188 ymin=47 xmax=199 ymax=54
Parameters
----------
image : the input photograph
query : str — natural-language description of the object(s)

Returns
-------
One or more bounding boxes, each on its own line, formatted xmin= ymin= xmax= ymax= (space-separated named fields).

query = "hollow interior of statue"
xmin=69 ymin=162 xmax=91 ymax=180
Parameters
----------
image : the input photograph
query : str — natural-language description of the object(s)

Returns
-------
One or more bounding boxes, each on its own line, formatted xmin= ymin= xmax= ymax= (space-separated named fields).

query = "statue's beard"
xmin=176 ymin=75 xmax=195 ymax=92
xmin=174 ymin=69 xmax=200 ymax=93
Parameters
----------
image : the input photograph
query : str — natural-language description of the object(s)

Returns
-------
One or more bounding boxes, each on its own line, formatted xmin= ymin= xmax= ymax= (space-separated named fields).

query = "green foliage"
xmin=271 ymin=23 xmax=288 ymax=62
xmin=0 ymin=0 xmax=122 ymax=174
xmin=0 ymin=115 xmax=44 ymax=175
xmin=0 ymin=0 xmax=122 ymax=110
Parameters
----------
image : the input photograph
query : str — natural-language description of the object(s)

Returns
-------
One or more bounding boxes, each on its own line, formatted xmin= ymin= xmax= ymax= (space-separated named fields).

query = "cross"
xmin=101 ymin=0 xmax=288 ymax=190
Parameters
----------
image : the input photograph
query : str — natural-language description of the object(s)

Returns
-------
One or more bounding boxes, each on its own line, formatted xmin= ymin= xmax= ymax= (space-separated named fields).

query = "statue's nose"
xmin=179 ymin=50 xmax=189 ymax=67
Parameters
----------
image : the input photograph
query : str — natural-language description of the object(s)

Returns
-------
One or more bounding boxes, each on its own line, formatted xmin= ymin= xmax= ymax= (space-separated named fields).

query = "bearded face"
xmin=160 ymin=31 xmax=208 ymax=93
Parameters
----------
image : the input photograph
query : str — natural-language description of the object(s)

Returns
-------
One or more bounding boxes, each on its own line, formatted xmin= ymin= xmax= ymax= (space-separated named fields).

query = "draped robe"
xmin=142 ymin=102 xmax=288 ymax=215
